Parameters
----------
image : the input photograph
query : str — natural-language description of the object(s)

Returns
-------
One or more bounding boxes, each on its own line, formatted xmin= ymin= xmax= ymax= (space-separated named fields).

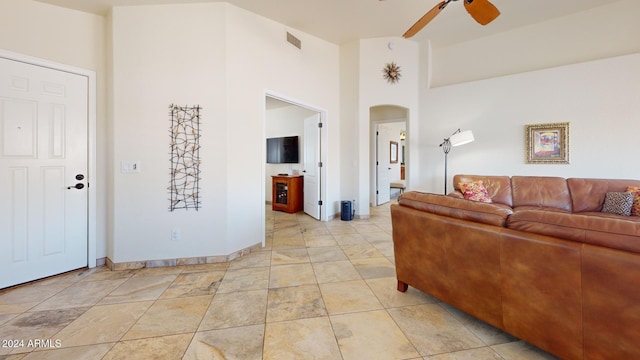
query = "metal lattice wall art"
xmin=169 ymin=104 xmax=202 ymax=211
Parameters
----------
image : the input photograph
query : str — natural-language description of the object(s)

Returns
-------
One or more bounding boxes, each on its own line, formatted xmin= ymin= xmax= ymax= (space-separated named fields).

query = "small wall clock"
xmin=383 ymin=62 xmax=402 ymax=84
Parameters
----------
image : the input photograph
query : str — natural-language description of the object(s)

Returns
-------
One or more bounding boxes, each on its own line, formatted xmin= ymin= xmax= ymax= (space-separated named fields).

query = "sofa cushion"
xmin=453 ymin=175 xmax=512 ymax=206
xmin=459 ymin=180 xmax=492 ymax=203
xmin=511 ymin=176 xmax=572 ymax=212
xmin=508 ymin=209 xmax=640 ymax=254
xmin=398 ymin=191 xmax=512 ymax=227
xmin=567 ymin=178 xmax=640 ymax=213
xmin=627 ymin=186 xmax=640 ymax=216
xmin=601 ymin=192 xmax=634 ymax=216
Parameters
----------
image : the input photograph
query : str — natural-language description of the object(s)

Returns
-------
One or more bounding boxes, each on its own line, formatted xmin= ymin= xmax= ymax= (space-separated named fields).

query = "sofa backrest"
xmin=567 ymin=178 xmax=640 ymax=213
xmin=453 ymin=175 xmax=513 ymax=207
xmin=511 ymin=176 xmax=572 ymax=211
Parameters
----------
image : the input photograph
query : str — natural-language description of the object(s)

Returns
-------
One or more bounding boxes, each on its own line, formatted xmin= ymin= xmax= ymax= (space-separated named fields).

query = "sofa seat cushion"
xmin=508 ymin=209 xmax=640 ymax=254
xmin=398 ymin=191 xmax=513 ymax=227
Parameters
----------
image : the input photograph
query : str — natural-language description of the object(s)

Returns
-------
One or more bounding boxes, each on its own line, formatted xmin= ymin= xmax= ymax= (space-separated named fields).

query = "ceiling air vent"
xmin=286 ymin=32 xmax=302 ymax=50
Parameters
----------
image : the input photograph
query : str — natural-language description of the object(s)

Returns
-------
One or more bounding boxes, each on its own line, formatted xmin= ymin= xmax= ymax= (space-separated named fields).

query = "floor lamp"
xmin=439 ymin=129 xmax=474 ymax=194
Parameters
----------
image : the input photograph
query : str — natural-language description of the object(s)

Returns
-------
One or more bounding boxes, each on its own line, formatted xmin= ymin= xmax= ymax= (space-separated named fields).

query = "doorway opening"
xmin=370 ymin=105 xmax=408 ymax=207
xmin=264 ymin=94 xmax=325 ymax=221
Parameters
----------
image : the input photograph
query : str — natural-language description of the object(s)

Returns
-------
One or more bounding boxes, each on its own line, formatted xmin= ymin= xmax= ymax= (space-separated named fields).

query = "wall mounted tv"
xmin=266 ymin=136 xmax=299 ymax=164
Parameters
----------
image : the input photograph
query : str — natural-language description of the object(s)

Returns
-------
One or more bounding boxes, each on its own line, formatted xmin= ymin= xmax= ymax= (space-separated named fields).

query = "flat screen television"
xmin=266 ymin=136 xmax=299 ymax=164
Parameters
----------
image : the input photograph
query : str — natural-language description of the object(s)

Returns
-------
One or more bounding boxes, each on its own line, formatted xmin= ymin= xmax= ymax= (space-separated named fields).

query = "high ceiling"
xmin=36 ymin=0 xmax=620 ymax=46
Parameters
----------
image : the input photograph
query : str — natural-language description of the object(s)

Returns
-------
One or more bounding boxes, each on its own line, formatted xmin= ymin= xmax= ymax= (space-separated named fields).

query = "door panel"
xmin=0 ymin=58 xmax=88 ymax=288
xmin=303 ymin=114 xmax=321 ymax=220
xmin=376 ymin=125 xmax=391 ymax=205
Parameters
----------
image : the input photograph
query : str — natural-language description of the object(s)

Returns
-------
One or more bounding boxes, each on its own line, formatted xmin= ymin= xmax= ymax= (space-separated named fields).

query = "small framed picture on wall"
xmin=390 ymin=141 xmax=398 ymax=164
xmin=525 ymin=122 xmax=570 ymax=164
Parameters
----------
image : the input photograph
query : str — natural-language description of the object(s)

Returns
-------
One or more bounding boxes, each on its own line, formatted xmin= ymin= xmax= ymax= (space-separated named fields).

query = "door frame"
xmin=263 ymin=90 xmax=327 ymax=224
xmin=1 ymin=49 xmax=97 ymax=268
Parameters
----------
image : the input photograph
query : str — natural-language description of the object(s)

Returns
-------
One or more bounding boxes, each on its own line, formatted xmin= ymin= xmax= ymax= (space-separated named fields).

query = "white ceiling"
xmin=36 ymin=0 xmax=620 ymax=46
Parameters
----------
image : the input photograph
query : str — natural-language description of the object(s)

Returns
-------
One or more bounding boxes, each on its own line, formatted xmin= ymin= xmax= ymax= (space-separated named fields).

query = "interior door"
xmin=303 ymin=114 xmax=321 ymax=219
xmin=0 ymin=57 xmax=88 ymax=289
xmin=376 ymin=125 xmax=391 ymax=205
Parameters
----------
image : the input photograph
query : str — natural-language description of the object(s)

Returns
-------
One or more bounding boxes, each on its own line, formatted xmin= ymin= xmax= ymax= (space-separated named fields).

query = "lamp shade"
xmin=450 ymin=130 xmax=474 ymax=147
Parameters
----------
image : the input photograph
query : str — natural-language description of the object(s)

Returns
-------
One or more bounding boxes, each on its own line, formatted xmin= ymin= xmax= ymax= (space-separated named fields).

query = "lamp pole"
xmin=440 ymin=139 xmax=452 ymax=194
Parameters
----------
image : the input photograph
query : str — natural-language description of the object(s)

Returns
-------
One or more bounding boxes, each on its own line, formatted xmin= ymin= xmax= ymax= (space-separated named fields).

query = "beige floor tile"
xmin=366 ymin=277 xmax=437 ymax=308
xmin=271 ymin=248 xmax=310 ymax=265
xmin=269 ymin=263 xmax=317 ymax=288
xmin=319 ymin=280 xmax=383 ymax=314
xmin=199 ymin=289 xmax=268 ymax=330
xmin=122 ymin=295 xmax=211 ymax=340
xmin=22 ymin=344 xmax=113 ymax=360
xmin=0 ymin=204 xmax=556 ymax=360
xmin=440 ymin=303 xmax=517 ymax=346
xmin=54 ymin=301 xmax=153 ymax=347
xmin=312 ymin=260 xmax=362 ymax=284
xmin=184 ymin=325 xmax=264 ymax=360
xmin=160 ymin=270 xmax=225 ymax=299
xmin=216 ymin=267 xmax=270 ymax=294
xmin=491 ymin=341 xmax=559 ymax=360
xmin=333 ymin=233 xmax=367 ymax=245
xmin=266 ymin=285 xmax=327 ymax=322
xmin=102 ymin=334 xmax=192 ymax=360
xmin=263 ymin=317 xmax=342 ymax=360
xmin=272 ymin=236 xmax=305 ymax=249
xmin=303 ymin=234 xmax=338 ymax=247
xmin=227 ymin=251 xmax=271 ymax=270
xmin=427 ymin=347 xmax=504 ymax=360
xmin=388 ymin=304 xmax=485 ymax=356
xmin=350 ymin=257 xmax=396 ymax=279
xmin=0 ymin=283 xmax=70 ymax=315
xmin=98 ymin=275 xmax=177 ymax=305
xmin=330 ymin=310 xmax=420 ymax=360
xmin=0 ymin=308 xmax=88 ymax=355
xmin=307 ymin=246 xmax=348 ymax=262
xmin=341 ymin=243 xmax=385 ymax=260
xmin=31 ymin=280 xmax=127 ymax=311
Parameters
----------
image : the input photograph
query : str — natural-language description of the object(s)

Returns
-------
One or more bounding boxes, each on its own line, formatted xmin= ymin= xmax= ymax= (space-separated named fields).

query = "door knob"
xmin=67 ymin=183 xmax=85 ymax=190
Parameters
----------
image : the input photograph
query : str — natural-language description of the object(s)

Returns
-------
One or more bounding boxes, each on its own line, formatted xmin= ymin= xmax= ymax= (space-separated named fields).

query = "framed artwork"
xmin=390 ymin=141 xmax=398 ymax=164
xmin=525 ymin=122 xmax=570 ymax=164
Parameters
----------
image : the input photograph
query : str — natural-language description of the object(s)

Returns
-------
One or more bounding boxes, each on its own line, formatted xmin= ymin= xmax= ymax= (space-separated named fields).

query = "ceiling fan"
xmin=403 ymin=0 xmax=500 ymax=38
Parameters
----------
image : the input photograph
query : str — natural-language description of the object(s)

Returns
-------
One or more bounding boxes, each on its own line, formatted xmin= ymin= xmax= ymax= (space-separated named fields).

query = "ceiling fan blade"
xmin=463 ymin=0 xmax=500 ymax=25
xmin=403 ymin=1 xmax=447 ymax=38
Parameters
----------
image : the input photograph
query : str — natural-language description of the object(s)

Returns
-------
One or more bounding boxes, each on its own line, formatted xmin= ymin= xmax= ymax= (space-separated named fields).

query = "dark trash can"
xmin=341 ymin=200 xmax=354 ymax=221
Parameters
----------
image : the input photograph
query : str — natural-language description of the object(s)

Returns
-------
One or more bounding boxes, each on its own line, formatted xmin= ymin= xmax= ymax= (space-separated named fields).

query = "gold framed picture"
xmin=390 ymin=141 xmax=398 ymax=164
xmin=525 ymin=122 xmax=570 ymax=164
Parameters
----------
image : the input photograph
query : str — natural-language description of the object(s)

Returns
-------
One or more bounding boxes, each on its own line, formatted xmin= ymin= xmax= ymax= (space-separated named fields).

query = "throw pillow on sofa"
xmin=602 ymin=192 xmax=634 ymax=216
xmin=459 ymin=180 xmax=492 ymax=203
xmin=627 ymin=186 xmax=640 ymax=216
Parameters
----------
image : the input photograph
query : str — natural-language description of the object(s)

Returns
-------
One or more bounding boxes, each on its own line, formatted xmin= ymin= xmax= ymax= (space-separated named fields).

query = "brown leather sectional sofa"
xmin=391 ymin=175 xmax=640 ymax=360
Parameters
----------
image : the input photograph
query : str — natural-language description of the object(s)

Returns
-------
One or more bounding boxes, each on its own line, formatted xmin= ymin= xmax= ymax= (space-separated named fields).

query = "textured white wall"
xmin=419 ymin=53 xmax=640 ymax=194
xmin=110 ymin=3 xmax=340 ymax=262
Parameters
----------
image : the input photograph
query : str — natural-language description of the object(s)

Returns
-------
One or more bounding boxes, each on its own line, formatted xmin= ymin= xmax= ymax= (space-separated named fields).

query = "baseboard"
xmin=104 ymin=242 xmax=263 ymax=271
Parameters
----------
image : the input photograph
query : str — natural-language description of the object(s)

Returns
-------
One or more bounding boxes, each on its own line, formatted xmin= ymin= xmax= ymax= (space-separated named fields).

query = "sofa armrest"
xmin=398 ymin=191 xmax=513 ymax=227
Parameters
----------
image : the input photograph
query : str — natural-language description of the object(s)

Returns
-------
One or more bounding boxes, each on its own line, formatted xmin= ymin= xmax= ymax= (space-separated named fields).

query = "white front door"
xmin=376 ymin=125 xmax=391 ymax=205
xmin=303 ymin=114 xmax=321 ymax=220
xmin=0 ymin=57 xmax=88 ymax=289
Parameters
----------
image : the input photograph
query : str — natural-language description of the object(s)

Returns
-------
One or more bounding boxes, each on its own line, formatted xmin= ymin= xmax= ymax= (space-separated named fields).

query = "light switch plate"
xmin=121 ymin=161 xmax=141 ymax=173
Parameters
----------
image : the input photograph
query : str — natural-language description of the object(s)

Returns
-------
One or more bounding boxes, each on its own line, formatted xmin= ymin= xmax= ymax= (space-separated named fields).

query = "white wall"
xmin=340 ymin=37 xmax=420 ymax=216
xmin=110 ymin=3 xmax=339 ymax=263
xmin=418 ymin=52 xmax=640 ymax=194
xmin=432 ymin=0 xmax=640 ymax=86
xmin=0 ymin=0 xmax=108 ymax=260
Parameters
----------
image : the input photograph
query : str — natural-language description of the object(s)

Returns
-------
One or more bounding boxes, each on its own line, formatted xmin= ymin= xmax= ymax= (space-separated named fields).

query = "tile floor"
xmin=0 ymin=203 xmax=559 ymax=359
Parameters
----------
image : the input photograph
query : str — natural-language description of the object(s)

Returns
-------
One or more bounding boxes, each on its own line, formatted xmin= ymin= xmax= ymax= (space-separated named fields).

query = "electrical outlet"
xmin=171 ymin=228 xmax=181 ymax=241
